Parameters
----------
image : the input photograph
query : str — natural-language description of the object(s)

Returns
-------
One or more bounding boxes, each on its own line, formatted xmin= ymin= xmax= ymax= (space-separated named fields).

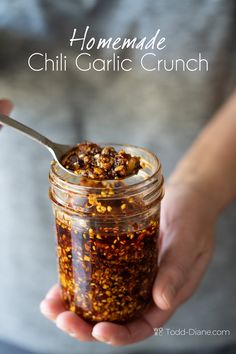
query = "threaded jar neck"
xmin=49 ymin=144 xmax=164 ymax=218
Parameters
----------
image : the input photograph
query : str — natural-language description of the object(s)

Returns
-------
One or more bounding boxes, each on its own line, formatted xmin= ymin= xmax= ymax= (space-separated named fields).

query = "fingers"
xmin=0 ymin=99 xmax=13 ymax=115
xmin=92 ymin=321 xmax=138 ymax=346
xmin=40 ymin=285 xmax=177 ymax=345
xmin=40 ymin=286 xmax=172 ymax=345
xmin=0 ymin=99 xmax=13 ymax=131
xmin=92 ymin=304 xmax=174 ymax=346
xmin=40 ymin=284 xmax=95 ymax=342
xmin=40 ymin=285 xmax=65 ymax=321
xmin=56 ymin=311 xmax=95 ymax=341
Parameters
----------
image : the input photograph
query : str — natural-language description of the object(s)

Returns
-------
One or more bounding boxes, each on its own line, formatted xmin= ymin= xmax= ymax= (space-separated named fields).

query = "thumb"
xmin=0 ymin=99 xmax=13 ymax=131
xmin=152 ymin=242 xmax=192 ymax=311
xmin=0 ymin=99 xmax=13 ymax=115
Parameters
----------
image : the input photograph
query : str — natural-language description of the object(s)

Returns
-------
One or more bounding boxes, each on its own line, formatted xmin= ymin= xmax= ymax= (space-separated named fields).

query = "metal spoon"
xmin=0 ymin=113 xmax=74 ymax=174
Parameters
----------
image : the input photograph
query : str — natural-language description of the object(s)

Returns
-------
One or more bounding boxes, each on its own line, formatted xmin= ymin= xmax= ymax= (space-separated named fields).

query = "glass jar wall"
xmin=49 ymin=144 xmax=164 ymax=324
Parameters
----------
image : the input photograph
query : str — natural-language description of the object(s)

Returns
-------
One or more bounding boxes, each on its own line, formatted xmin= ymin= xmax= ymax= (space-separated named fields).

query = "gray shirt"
xmin=0 ymin=1 xmax=236 ymax=353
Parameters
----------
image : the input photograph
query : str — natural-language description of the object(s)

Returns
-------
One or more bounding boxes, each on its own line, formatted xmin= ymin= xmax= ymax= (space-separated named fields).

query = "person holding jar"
xmin=1 ymin=86 xmax=236 ymax=352
xmin=40 ymin=90 xmax=236 ymax=347
xmin=0 ymin=1 xmax=236 ymax=354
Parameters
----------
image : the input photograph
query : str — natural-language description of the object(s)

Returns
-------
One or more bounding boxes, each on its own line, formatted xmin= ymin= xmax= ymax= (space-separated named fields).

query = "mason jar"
xmin=49 ymin=144 xmax=164 ymax=324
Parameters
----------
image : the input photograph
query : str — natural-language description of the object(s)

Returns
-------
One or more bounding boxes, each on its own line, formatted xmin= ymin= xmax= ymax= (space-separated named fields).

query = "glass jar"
xmin=49 ymin=144 xmax=164 ymax=324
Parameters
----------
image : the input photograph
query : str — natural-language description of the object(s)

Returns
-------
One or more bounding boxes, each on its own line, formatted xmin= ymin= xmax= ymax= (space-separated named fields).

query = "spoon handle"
xmin=0 ymin=113 xmax=54 ymax=149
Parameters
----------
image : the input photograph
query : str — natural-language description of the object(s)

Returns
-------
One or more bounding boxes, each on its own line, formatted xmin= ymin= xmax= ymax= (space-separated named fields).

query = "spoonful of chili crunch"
xmin=61 ymin=141 xmax=142 ymax=180
xmin=0 ymin=113 xmax=142 ymax=179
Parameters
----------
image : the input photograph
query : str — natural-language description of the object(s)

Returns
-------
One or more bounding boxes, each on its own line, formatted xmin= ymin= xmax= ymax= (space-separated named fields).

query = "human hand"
xmin=0 ymin=99 xmax=13 ymax=121
xmin=40 ymin=180 xmax=216 ymax=345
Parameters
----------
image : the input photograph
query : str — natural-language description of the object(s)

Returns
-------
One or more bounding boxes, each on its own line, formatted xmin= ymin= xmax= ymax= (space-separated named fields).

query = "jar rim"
xmin=49 ymin=143 xmax=163 ymax=194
